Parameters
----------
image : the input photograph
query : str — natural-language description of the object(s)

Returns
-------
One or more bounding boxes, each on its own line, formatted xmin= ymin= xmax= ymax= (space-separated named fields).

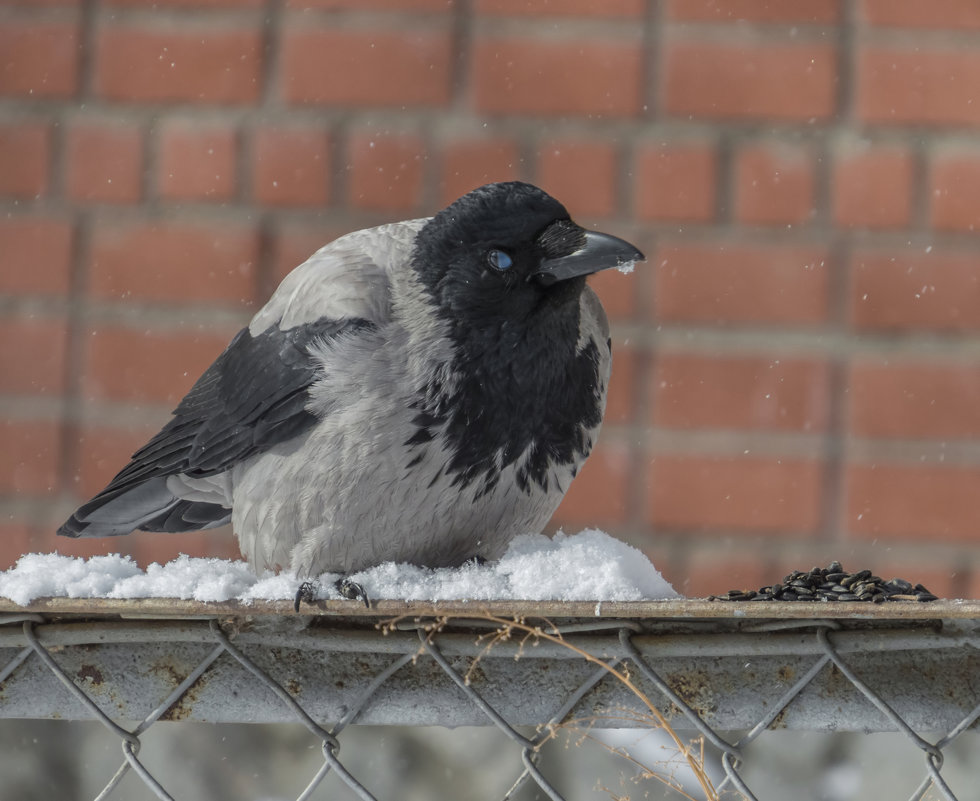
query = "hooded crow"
xmin=58 ymin=182 xmax=644 ymax=605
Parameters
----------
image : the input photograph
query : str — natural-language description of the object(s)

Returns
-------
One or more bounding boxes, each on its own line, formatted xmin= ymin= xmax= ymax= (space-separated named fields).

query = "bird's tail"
xmin=58 ymin=476 xmax=231 ymax=538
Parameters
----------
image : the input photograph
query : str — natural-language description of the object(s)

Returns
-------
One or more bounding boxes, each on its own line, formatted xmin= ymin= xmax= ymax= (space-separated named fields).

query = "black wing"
xmin=59 ymin=317 xmax=372 ymax=538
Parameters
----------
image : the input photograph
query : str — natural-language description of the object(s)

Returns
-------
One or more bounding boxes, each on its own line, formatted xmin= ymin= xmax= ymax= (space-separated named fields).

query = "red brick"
xmin=861 ymin=0 xmax=980 ymax=28
xmin=67 ymin=423 xmax=160 ymax=498
xmin=862 ymin=560 xmax=959 ymax=600
xmin=285 ymin=0 xmax=449 ymax=8
xmin=439 ymin=138 xmax=521 ymax=206
xmin=680 ymin=550 xmax=775 ymax=599
xmin=66 ymin=122 xmax=143 ymax=204
xmin=734 ymin=142 xmax=815 ymax=225
xmin=630 ymin=541 xmax=680 ymax=595
xmin=0 ymin=522 xmax=34 ymax=572
xmin=473 ymin=36 xmax=643 ymax=117
xmin=0 ymin=0 xmax=80 ymax=6
xmin=158 ymin=122 xmax=237 ymax=202
xmin=833 ymin=144 xmax=913 ymax=229
xmin=858 ymin=48 xmax=980 ymax=128
xmin=57 ymin=448 xmax=236 ymax=559
xmin=654 ymin=354 xmax=830 ymax=433
xmin=605 ymin=344 xmax=637 ymax=424
xmin=0 ymin=317 xmax=67 ymax=396
xmin=965 ymin=569 xmax=980 ymax=601
xmin=850 ymin=248 xmax=980 ymax=332
xmin=281 ymin=27 xmax=451 ymax=107
xmin=646 ymin=454 xmax=823 ymax=534
xmin=0 ymin=217 xmax=72 ymax=295
xmin=21 ymin=520 xmax=88 ymax=560
xmin=0 ymin=21 xmax=78 ymax=98
xmin=252 ymin=126 xmax=330 ymax=207
xmin=0 ymin=121 xmax=50 ymax=198
xmin=476 ymin=0 xmax=645 ymax=16
xmin=95 ymin=23 xmax=262 ymax=104
xmin=664 ymin=41 xmax=837 ymax=121
xmin=126 ymin=526 xmax=242 ymax=568
xmin=80 ymin=324 xmax=236 ymax=405
xmin=348 ymin=132 xmax=426 ymax=212
xmin=45 ymin=533 xmax=142 ymax=565
xmin=634 ymin=142 xmax=717 ymax=222
xmin=846 ymin=463 xmax=980 ymax=543
xmin=929 ymin=149 xmax=980 ymax=232
xmin=848 ymin=361 xmax=980 ymax=440
xmin=666 ymin=0 xmax=839 ymax=22
xmin=107 ymin=0 xmax=263 ymax=6
xmin=0 ymin=419 xmax=60 ymax=495
xmin=550 ymin=439 xmax=632 ymax=529
xmin=269 ymin=221 xmax=354 ymax=287
xmin=88 ymin=221 xmax=258 ymax=305
xmin=588 ymin=264 xmax=639 ymax=321
xmin=537 ymin=139 xmax=617 ymax=218
xmin=655 ymin=241 xmax=830 ymax=325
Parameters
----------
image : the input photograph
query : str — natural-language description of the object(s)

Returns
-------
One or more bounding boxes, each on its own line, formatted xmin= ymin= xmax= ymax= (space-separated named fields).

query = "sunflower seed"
xmin=709 ymin=562 xmax=940 ymax=604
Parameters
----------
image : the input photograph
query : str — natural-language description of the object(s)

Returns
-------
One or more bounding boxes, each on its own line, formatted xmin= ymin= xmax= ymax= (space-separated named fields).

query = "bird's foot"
xmin=336 ymin=576 xmax=370 ymax=608
xmin=294 ymin=579 xmax=321 ymax=613
xmin=465 ymin=555 xmax=488 ymax=567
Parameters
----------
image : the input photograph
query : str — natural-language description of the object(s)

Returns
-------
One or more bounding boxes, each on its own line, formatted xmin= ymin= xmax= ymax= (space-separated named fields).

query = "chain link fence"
xmin=1 ymin=598 xmax=979 ymax=800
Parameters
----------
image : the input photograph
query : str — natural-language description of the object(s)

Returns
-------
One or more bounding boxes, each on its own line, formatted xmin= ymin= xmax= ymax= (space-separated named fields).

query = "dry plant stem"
xmin=573 ymin=722 xmax=706 ymax=801
xmin=466 ymin=613 xmax=719 ymax=801
xmin=382 ymin=613 xmax=720 ymax=800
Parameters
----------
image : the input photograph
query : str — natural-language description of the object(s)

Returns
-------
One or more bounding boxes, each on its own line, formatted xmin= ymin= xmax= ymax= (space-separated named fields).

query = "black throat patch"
xmin=405 ymin=182 xmax=607 ymax=496
xmin=408 ymin=296 xmax=604 ymax=497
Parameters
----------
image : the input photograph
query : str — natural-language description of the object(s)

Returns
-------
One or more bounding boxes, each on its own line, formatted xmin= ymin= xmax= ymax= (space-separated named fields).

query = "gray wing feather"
xmin=58 ymin=220 xmax=424 ymax=540
xmin=59 ymin=318 xmax=372 ymax=538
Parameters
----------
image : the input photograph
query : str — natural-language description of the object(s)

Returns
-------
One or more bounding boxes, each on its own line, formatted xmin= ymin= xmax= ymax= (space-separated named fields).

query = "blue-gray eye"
xmin=487 ymin=249 xmax=513 ymax=271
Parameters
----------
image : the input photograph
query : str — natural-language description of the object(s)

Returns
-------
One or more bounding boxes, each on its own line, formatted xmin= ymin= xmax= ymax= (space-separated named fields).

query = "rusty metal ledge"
xmin=2 ymin=599 xmax=979 ymax=731
xmin=1 ymin=596 xmax=979 ymax=621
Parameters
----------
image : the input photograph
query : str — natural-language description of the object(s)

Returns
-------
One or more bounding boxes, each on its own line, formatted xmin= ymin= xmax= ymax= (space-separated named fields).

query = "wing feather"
xmin=58 ymin=220 xmax=423 ymax=540
xmin=59 ymin=317 xmax=373 ymax=537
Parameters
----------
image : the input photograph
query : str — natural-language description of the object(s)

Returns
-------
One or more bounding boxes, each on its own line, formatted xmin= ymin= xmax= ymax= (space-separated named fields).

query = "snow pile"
xmin=0 ymin=529 xmax=677 ymax=606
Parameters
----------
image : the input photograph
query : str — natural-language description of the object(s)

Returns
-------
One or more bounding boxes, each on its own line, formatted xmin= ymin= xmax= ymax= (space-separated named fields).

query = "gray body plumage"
xmin=59 ymin=183 xmax=640 ymax=581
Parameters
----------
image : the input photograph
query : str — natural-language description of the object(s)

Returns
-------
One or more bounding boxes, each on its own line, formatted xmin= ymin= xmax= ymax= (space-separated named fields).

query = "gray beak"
xmin=533 ymin=230 xmax=644 ymax=287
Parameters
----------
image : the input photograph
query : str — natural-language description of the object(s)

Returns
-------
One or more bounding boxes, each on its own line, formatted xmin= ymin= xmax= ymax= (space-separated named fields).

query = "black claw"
xmin=336 ymin=577 xmax=370 ymax=608
xmin=294 ymin=579 xmax=321 ymax=612
xmin=466 ymin=555 xmax=488 ymax=567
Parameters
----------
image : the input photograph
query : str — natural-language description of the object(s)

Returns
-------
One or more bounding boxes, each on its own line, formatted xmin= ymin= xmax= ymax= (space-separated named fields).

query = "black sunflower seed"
xmin=709 ymin=563 xmax=940 ymax=604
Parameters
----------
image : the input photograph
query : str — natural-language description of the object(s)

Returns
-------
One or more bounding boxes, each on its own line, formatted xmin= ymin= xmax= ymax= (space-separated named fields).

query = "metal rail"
xmin=1 ymin=599 xmax=978 ymax=800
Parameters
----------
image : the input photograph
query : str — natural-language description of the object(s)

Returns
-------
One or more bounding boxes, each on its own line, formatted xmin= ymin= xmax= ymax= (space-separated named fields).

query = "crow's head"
xmin=412 ymin=182 xmax=643 ymax=326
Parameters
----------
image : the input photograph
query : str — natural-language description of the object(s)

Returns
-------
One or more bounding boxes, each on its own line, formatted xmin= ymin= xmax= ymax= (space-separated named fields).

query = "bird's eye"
xmin=486 ymin=249 xmax=513 ymax=271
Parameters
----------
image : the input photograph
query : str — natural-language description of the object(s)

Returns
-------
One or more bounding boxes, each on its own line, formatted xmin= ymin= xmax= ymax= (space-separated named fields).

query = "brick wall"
xmin=3 ymin=0 xmax=980 ymax=599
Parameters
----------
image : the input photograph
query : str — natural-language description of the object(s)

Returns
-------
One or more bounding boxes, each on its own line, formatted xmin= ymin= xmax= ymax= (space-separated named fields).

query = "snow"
xmin=0 ymin=529 xmax=678 ymax=607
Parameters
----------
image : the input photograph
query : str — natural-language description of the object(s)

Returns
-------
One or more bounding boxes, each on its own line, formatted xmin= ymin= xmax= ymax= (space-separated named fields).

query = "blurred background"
xmin=3 ymin=0 xmax=980 ymax=599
